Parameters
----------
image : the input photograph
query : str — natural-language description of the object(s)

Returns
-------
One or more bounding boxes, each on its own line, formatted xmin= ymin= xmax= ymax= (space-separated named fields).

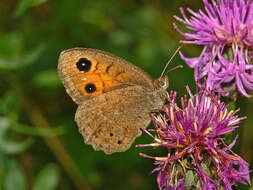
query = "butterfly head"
xmin=154 ymin=76 xmax=169 ymax=91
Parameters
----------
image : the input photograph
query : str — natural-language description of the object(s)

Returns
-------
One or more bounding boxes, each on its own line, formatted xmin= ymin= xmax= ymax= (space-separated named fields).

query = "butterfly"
xmin=58 ymin=48 xmax=168 ymax=154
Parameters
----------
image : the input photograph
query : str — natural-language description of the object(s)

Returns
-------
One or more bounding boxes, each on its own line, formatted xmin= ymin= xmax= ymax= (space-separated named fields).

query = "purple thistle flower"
xmin=174 ymin=0 xmax=253 ymax=98
xmin=137 ymin=87 xmax=250 ymax=189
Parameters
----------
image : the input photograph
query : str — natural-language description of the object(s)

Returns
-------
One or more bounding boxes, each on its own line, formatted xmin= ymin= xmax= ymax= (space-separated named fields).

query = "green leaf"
xmin=10 ymin=122 xmax=66 ymax=137
xmin=108 ymin=30 xmax=133 ymax=46
xmin=14 ymin=0 xmax=34 ymax=17
xmin=0 ymin=90 xmax=20 ymax=118
xmin=4 ymin=159 xmax=26 ymax=190
xmin=0 ymin=33 xmax=24 ymax=56
xmin=33 ymin=70 xmax=62 ymax=88
xmin=0 ymin=43 xmax=46 ymax=70
xmin=0 ymin=117 xmax=33 ymax=154
xmin=33 ymin=163 xmax=60 ymax=190
xmin=14 ymin=0 xmax=48 ymax=17
xmin=32 ymin=0 xmax=49 ymax=7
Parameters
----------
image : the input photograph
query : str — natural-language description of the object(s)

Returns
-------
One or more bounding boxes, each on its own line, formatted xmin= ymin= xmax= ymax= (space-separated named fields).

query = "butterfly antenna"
xmin=164 ymin=64 xmax=183 ymax=76
xmin=160 ymin=46 xmax=181 ymax=78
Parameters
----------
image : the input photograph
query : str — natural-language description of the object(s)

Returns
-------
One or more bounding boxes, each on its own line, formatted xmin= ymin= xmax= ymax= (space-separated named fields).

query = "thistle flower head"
xmin=137 ymin=87 xmax=250 ymax=189
xmin=174 ymin=0 xmax=253 ymax=97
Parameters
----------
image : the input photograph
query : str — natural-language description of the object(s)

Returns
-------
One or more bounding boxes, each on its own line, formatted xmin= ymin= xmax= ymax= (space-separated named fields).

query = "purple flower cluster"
xmin=137 ymin=87 xmax=250 ymax=189
xmin=174 ymin=0 xmax=253 ymax=97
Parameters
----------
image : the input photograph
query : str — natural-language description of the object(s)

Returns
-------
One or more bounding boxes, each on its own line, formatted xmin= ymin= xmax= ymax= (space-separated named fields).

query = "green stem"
xmin=240 ymin=98 xmax=253 ymax=164
xmin=21 ymin=96 xmax=91 ymax=190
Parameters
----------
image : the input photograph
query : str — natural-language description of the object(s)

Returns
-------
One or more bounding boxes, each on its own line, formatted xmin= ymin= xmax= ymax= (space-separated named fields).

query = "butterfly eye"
xmin=159 ymin=80 xmax=165 ymax=86
xmin=76 ymin=58 xmax=91 ymax=72
xmin=85 ymin=83 xmax=96 ymax=93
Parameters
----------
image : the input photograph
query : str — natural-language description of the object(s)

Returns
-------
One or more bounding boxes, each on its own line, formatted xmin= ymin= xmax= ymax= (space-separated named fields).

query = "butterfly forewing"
xmin=58 ymin=48 xmax=155 ymax=104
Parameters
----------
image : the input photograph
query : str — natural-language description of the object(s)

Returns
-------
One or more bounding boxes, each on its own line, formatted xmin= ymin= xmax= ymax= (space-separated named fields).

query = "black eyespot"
xmin=76 ymin=58 xmax=91 ymax=72
xmin=110 ymin=133 xmax=113 ymax=137
xmin=117 ymin=140 xmax=122 ymax=144
xmin=85 ymin=83 xmax=96 ymax=93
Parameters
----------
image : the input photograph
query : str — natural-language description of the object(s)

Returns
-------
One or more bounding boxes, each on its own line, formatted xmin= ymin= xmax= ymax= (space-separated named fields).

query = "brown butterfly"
xmin=58 ymin=48 xmax=168 ymax=154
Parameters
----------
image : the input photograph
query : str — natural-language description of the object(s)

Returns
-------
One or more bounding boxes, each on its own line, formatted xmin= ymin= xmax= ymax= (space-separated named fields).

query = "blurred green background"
xmin=0 ymin=0 xmax=252 ymax=189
